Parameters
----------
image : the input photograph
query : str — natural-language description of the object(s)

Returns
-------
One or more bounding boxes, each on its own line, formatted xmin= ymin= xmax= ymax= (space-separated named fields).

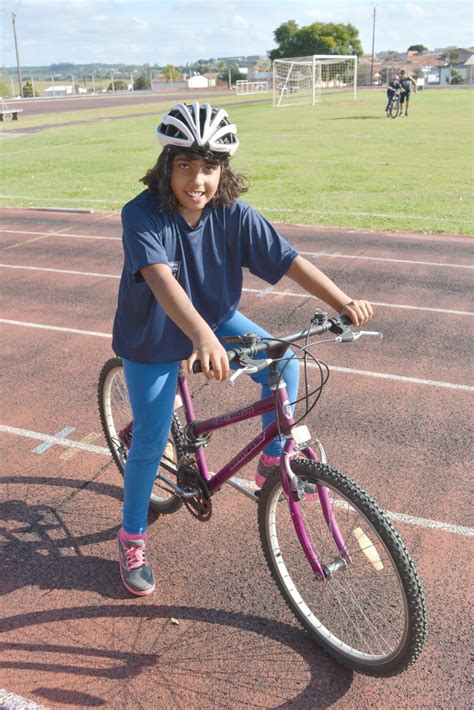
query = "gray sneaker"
xmin=117 ymin=530 xmax=155 ymax=596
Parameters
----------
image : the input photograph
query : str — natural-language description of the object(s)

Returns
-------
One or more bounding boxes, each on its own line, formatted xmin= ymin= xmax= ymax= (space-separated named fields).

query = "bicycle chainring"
xmin=183 ymin=493 xmax=212 ymax=521
xmin=177 ymin=463 xmax=212 ymax=521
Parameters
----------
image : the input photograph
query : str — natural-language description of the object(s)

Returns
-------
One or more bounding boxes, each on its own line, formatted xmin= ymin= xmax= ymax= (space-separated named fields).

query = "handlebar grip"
xmin=191 ymin=349 xmax=237 ymax=375
xmin=339 ymin=314 xmax=353 ymax=326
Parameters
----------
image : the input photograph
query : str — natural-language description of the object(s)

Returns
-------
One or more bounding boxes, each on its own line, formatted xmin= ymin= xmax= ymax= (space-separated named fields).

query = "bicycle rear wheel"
xmin=390 ymin=97 xmax=400 ymax=118
xmin=98 ymin=357 xmax=183 ymax=515
xmin=258 ymin=459 xmax=427 ymax=676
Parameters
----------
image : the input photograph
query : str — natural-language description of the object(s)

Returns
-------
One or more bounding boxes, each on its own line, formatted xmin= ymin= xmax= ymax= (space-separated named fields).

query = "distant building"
xmin=187 ymin=74 xmax=209 ymax=89
xmin=361 ymin=46 xmax=474 ymax=86
xmin=45 ymin=85 xmax=74 ymax=96
xmin=203 ymin=72 xmax=218 ymax=87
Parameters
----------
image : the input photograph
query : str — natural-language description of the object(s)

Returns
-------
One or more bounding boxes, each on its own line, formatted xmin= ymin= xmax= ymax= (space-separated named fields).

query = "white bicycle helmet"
xmin=156 ymin=102 xmax=239 ymax=156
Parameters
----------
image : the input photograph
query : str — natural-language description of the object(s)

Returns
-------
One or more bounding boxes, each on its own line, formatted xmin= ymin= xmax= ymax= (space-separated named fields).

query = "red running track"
xmin=0 ymin=208 xmax=472 ymax=709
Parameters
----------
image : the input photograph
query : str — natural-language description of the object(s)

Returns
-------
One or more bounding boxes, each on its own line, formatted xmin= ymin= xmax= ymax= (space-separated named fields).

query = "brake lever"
xmin=229 ymin=358 xmax=273 ymax=386
xmin=335 ymin=330 xmax=383 ymax=343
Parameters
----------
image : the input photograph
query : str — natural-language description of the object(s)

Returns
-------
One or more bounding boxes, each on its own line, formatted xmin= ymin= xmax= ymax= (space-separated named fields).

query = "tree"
xmin=133 ymin=74 xmax=151 ymax=90
xmin=441 ymin=49 xmax=461 ymax=85
xmin=107 ymin=79 xmax=127 ymax=91
xmin=408 ymin=44 xmax=428 ymax=53
xmin=441 ymin=49 xmax=460 ymax=64
xmin=217 ymin=62 xmax=244 ymax=86
xmin=163 ymin=64 xmax=181 ymax=82
xmin=447 ymin=68 xmax=464 ymax=84
xmin=0 ymin=73 xmax=11 ymax=97
xmin=269 ymin=20 xmax=363 ymax=61
xmin=22 ymin=80 xmax=38 ymax=97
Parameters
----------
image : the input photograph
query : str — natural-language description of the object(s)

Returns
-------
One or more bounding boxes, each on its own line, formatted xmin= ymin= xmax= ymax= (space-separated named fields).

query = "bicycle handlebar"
xmin=191 ymin=312 xmax=356 ymax=374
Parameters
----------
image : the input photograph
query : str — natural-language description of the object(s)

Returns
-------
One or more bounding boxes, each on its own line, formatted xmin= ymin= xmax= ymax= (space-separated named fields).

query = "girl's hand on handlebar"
xmin=341 ymin=300 xmax=374 ymax=327
xmin=186 ymin=334 xmax=230 ymax=381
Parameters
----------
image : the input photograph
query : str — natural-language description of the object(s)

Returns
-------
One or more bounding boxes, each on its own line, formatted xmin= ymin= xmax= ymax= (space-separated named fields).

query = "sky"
xmin=1 ymin=0 xmax=473 ymax=68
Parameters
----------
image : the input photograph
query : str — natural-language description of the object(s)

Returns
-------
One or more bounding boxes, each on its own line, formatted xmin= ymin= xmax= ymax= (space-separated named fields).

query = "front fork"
xmin=281 ymin=440 xmax=350 ymax=581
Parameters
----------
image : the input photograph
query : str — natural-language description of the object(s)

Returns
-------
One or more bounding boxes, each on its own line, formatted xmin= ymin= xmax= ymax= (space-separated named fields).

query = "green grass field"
xmin=0 ymin=89 xmax=472 ymax=234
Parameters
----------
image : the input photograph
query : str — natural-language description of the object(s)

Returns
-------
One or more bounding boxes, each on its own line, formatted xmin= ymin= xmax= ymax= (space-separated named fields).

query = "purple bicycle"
xmin=98 ymin=312 xmax=427 ymax=676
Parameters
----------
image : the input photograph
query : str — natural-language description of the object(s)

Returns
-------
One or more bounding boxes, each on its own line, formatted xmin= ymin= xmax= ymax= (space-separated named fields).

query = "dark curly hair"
xmin=140 ymin=145 xmax=248 ymax=212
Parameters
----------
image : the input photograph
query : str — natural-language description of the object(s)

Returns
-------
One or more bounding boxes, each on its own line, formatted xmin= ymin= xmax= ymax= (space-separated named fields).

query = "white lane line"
xmin=0 ymin=689 xmax=49 ymax=710
xmin=0 ymin=234 xmax=471 ymax=269
xmin=383 ymin=510 xmax=474 ymax=537
xmin=0 ymin=319 xmax=111 ymax=338
xmin=1 ymin=423 xmax=472 ymax=538
xmin=243 ymin=287 xmax=474 ymax=317
xmin=1 ymin=318 xmax=472 ymax=392
xmin=326 ymin=364 xmax=474 ymax=391
xmin=300 ymin=251 xmax=473 ymax=270
xmin=258 ymin=206 xmax=473 ymax=224
xmin=232 ymin=476 xmax=474 ymax=537
xmin=1 ymin=264 xmax=472 ymax=317
xmin=0 ymin=228 xmax=121 ymax=241
xmin=0 ymin=263 xmax=119 ymax=278
xmin=0 ymin=424 xmax=109 ymax=455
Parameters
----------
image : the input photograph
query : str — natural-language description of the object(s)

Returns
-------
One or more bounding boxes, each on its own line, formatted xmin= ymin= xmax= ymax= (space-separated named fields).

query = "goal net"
xmin=273 ymin=55 xmax=357 ymax=107
xmin=235 ymin=80 xmax=269 ymax=95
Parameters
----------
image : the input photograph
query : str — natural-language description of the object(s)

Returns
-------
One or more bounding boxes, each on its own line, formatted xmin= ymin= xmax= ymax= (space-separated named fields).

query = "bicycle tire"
xmin=390 ymin=97 xmax=400 ymax=118
xmin=258 ymin=459 xmax=427 ymax=676
xmin=98 ymin=357 xmax=183 ymax=515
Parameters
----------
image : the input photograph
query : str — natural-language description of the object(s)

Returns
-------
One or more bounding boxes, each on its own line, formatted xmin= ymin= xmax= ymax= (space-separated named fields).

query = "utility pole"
xmin=11 ymin=13 xmax=23 ymax=98
xmin=370 ymin=6 xmax=376 ymax=86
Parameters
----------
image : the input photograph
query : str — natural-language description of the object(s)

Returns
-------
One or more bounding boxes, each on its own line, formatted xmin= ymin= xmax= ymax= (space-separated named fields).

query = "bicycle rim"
xmin=390 ymin=99 xmax=400 ymax=118
xmin=258 ymin=460 xmax=427 ymax=675
xmin=98 ymin=358 xmax=182 ymax=513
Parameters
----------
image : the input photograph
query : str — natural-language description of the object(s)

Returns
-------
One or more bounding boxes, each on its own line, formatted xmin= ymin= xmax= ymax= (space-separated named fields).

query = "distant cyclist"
xmin=385 ymin=75 xmax=402 ymax=114
xmin=399 ymin=69 xmax=417 ymax=116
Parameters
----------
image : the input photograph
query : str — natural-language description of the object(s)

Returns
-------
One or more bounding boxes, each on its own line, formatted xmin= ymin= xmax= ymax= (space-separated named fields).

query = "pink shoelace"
xmin=124 ymin=541 xmax=147 ymax=570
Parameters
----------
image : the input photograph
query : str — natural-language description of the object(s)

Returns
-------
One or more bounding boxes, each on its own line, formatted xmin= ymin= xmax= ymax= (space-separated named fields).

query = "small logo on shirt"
xmin=169 ymin=261 xmax=181 ymax=280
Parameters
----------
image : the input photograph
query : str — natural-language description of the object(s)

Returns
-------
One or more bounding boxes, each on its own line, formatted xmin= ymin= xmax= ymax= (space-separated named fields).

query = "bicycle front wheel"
xmin=390 ymin=97 xmax=400 ymax=118
xmin=258 ymin=460 xmax=427 ymax=676
xmin=98 ymin=357 xmax=183 ymax=515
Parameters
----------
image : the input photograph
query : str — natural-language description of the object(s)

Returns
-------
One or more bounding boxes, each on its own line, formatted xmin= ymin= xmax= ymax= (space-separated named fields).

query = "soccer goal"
xmin=235 ymin=80 xmax=269 ymax=95
xmin=273 ymin=55 xmax=357 ymax=107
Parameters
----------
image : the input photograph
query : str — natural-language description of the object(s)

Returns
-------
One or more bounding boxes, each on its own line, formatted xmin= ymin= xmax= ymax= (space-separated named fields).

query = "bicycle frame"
xmin=176 ymin=365 xmax=349 ymax=580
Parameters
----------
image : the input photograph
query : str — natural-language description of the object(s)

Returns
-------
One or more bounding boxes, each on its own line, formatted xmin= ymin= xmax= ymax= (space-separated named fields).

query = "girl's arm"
xmin=286 ymin=255 xmax=373 ymax=326
xmin=141 ymin=263 xmax=230 ymax=380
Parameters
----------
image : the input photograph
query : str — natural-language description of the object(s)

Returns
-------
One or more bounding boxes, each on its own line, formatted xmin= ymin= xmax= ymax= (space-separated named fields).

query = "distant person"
xmin=399 ymin=69 xmax=417 ymax=116
xmin=111 ymin=101 xmax=373 ymax=596
xmin=385 ymin=75 xmax=402 ymax=114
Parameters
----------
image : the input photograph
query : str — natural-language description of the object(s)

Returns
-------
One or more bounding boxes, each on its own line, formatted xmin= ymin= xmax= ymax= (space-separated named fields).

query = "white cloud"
xmin=405 ymin=4 xmax=429 ymax=19
xmin=132 ymin=16 xmax=149 ymax=32
xmin=229 ymin=15 xmax=250 ymax=30
xmin=1 ymin=0 xmax=472 ymax=66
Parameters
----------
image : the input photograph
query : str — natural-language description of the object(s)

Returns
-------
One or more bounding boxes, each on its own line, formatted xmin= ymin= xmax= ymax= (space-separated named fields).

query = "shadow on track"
xmin=1 ymin=604 xmax=353 ymax=709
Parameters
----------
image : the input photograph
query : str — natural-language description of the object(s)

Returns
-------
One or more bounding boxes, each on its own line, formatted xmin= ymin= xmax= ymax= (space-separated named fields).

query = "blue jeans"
xmin=121 ymin=310 xmax=299 ymax=533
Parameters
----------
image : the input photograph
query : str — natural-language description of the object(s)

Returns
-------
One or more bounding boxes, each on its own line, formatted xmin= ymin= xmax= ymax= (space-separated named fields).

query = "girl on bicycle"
xmin=385 ymin=75 xmax=402 ymax=113
xmin=112 ymin=101 xmax=373 ymax=595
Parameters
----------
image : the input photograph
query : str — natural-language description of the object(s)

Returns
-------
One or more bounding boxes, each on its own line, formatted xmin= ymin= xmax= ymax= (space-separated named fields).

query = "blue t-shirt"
xmin=112 ymin=190 xmax=298 ymax=363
